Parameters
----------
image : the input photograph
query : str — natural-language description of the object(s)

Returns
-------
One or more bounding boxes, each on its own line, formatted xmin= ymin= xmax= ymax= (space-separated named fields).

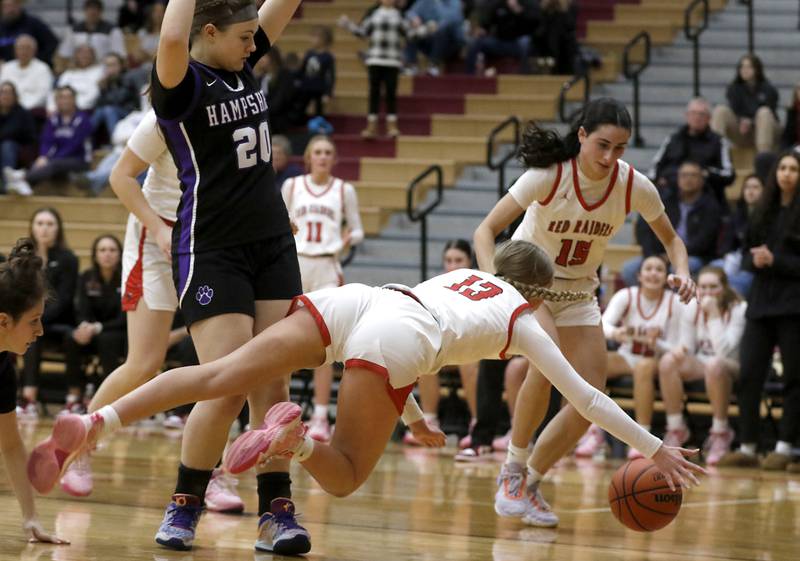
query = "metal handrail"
xmin=622 ymin=31 xmax=651 ymax=148
xmin=406 ymin=165 xmax=444 ymax=282
xmin=66 ymin=0 xmax=75 ymax=25
xmin=558 ymin=72 xmax=590 ymax=124
xmin=486 ymin=116 xmax=520 ymax=201
xmin=684 ymin=0 xmax=709 ymax=97
xmin=741 ymin=0 xmax=754 ymax=51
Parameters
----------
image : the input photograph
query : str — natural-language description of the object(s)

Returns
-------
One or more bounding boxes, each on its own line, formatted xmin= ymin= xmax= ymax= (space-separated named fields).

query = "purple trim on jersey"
xmin=156 ymin=65 xmax=202 ymax=125
xmin=158 ymin=119 xmax=198 ymax=298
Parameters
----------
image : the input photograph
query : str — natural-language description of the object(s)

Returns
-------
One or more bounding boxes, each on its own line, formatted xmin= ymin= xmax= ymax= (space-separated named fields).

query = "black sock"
xmin=257 ymin=472 xmax=292 ymax=516
xmin=175 ymin=463 xmax=214 ymax=500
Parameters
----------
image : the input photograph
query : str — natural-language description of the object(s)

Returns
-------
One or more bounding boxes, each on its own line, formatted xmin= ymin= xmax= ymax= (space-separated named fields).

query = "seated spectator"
xmin=0 ymin=0 xmax=58 ymax=66
xmin=255 ymin=46 xmax=295 ymax=135
xmin=405 ymin=0 xmax=465 ymax=75
xmin=7 ymin=86 xmax=93 ymax=194
xmin=92 ymin=53 xmax=140 ymax=140
xmin=19 ymin=207 xmax=78 ymax=418
xmin=134 ymin=1 xmax=165 ymax=63
xmin=649 ymin=98 xmax=736 ymax=206
xmin=711 ymin=54 xmax=780 ymax=153
xmin=464 ymin=0 xmax=537 ymax=75
xmin=0 ymin=34 xmax=53 ymax=112
xmin=272 ymin=134 xmax=302 ymax=187
xmin=118 ymin=0 xmax=158 ymax=33
xmin=53 ymin=44 xmax=104 ymax=112
xmin=712 ymin=174 xmax=764 ymax=297
xmin=62 ymin=234 xmax=126 ymax=414
xmin=56 ymin=0 xmax=126 ymax=71
xmin=623 ymin=161 xmax=722 ymax=286
xmin=532 ymin=0 xmax=577 ymax=75
xmin=658 ymin=266 xmax=746 ymax=465
xmin=296 ymin=26 xmax=335 ymax=119
xmin=0 ymin=81 xmax=34 ymax=195
xmin=779 ymin=82 xmax=800 ymax=151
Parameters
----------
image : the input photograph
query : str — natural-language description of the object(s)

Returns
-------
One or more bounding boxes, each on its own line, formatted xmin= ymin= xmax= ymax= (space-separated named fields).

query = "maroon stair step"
xmin=412 ymin=75 xmax=497 ymax=95
xmin=328 ymin=114 xmax=432 ymax=136
xmin=332 ymin=135 xmax=396 ymax=158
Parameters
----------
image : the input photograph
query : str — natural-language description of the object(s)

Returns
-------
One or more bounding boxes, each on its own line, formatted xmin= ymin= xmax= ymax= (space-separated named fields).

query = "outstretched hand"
xmin=667 ymin=274 xmax=696 ymax=304
xmin=408 ymin=419 xmax=446 ymax=448
xmin=651 ymin=445 xmax=707 ymax=491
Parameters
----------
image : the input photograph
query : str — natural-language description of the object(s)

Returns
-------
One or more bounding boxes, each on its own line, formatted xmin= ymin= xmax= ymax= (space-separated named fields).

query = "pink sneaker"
xmin=403 ymin=418 xmax=440 ymax=446
xmin=27 ymin=413 xmax=102 ymax=494
xmin=703 ymin=428 xmax=735 ymax=466
xmin=224 ymin=402 xmax=306 ymax=474
xmin=307 ymin=415 xmax=331 ymax=443
xmin=574 ymin=425 xmax=605 ymax=457
xmin=59 ymin=452 xmax=94 ymax=497
xmin=663 ymin=426 xmax=691 ymax=448
xmin=493 ymin=430 xmax=512 ymax=452
xmin=205 ymin=468 xmax=244 ymax=513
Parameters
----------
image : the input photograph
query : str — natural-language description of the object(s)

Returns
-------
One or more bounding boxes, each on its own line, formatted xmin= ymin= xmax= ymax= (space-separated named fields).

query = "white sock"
xmin=294 ymin=435 xmax=315 ymax=462
xmin=666 ymin=414 xmax=685 ymax=431
xmin=423 ymin=412 xmax=438 ymax=423
xmin=92 ymin=405 xmax=121 ymax=433
xmin=526 ymin=466 xmax=544 ymax=485
xmin=66 ymin=394 xmax=79 ymax=405
xmin=313 ymin=404 xmax=328 ymax=419
xmin=775 ymin=441 xmax=792 ymax=456
xmin=711 ymin=417 xmax=729 ymax=433
xmin=740 ymin=443 xmax=757 ymax=456
xmin=506 ymin=443 xmax=528 ymax=467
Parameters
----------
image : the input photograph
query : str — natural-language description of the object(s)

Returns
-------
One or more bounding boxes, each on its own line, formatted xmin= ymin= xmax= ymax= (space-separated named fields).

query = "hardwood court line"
xmin=563 ymin=495 xmax=800 ymax=514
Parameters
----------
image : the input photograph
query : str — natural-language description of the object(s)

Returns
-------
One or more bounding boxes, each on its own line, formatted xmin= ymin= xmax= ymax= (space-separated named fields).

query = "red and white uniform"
xmin=282 ymin=174 xmax=364 ymax=292
xmin=291 ymin=268 xmax=663 ymax=457
xmin=679 ymin=299 xmax=747 ymax=364
xmin=602 ymin=287 xmax=679 ymax=368
xmin=121 ymin=110 xmax=181 ymax=312
xmin=509 ymin=158 xmax=664 ymax=326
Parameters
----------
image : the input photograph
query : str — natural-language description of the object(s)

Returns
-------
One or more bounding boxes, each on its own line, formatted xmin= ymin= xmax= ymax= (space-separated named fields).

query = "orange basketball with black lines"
xmin=608 ymin=458 xmax=682 ymax=531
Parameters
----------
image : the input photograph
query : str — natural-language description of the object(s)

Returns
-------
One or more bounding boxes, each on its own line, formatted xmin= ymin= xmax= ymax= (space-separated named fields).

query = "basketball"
xmin=608 ymin=458 xmax=683 ymax=531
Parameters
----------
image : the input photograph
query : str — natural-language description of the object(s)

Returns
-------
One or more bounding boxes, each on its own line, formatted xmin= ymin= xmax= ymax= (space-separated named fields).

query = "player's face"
xmin=212 ymin=19 xmax=258 ymax=71
xmin=95 ymin=237 xmax=121 ymax=271
xmin=577 ymin=125 xmax=629 ymax=180
xmin=0 ymin=300 xmax=44 ymax=355
xmin=775 ymin=155 xmax=800 ymax=196
xmin=308 ymin=140 xmax=336 ymax=175
xmin=697 ymin=272 xmax=722 ymax=302
xmin=31 ymin=211 xmax=59 ymax=248
xmin=442 ymin=248 xmax=470 ymax=273
xmin=742 ymin=177 xmax=763 ymax=206
xmin=637 ymin=257 xmax=667 ymax=291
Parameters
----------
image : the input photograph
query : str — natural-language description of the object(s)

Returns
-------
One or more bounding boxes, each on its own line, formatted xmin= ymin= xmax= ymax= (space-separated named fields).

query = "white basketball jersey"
xmin=512 ymin=158 xmax=636 ymax=282
xmin=287 ymin=175 xmax=347 ymax=256
xmin=611 ymin=287 xmax=676 ymax=357
xmin=694 ymin=301 xmax=746 ymax=360
xmin=126 ymin=110 xmax=180 ymax=222
xmin=410 ymin=269 xmax=532 ymax=369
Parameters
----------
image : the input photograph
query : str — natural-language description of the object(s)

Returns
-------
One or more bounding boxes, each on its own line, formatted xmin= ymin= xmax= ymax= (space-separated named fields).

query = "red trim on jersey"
xmin=571 ymin=158 xmax=619 ymax=211
xmin=344 ymin=358 xmax=415 ymax=415
xmin=287 ymin=295 xmax=331 ymax=346
xmin=624 ymin=166 xmax=635 ymax=214
xmin=637 ymin=289 xmax=666 ymax=321
xmin=121 ymin=226 xmax=147 ymax=312
xmin=303 ymin=174 xmax=335 ymax=198
xmin=500 ymin=303 xmax=533 ymax=359
xmin=539 ymin=162 xmax=563 ymax=206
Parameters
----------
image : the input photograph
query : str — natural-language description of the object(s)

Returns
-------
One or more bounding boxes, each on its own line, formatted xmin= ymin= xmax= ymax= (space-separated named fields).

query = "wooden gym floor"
xmin=1 ymin=419 xmax=799 ymax=561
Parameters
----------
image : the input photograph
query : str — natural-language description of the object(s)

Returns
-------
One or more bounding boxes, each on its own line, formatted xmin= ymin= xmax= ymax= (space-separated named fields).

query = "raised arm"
xmin=474 ymin=194 xmax=525 ymax=272
xmin=258 ymin=0 xmax=303 ymax=45
xmin=647 ymin=213 xmax=696 ymax=303
xmin=156 ymin=0 xmax=194 ymax=88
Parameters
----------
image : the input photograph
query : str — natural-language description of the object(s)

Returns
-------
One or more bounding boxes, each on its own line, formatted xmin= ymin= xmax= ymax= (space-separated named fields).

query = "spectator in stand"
xmin=405 ymin=0 xmax=465 ymax=76
xmin=649 ymin=98 xmax=736 ymax=206
xmin=92 ymin=53 xmax=140 ymax=141
xmin=56 ymin=0 xmax=126 ymax=71
xmin=340 ymin=0 xmax=431 ymax=138
xmin=0 ymin=34 xmax=53 ymax=112
xmin=532 ymin=0 xmax=578 ymax=75
xmin=134 ymin=1 xmax=165 ymax=63
xmin=712 ymin=174 xmax=764 ymax=297
xmin=0 ymin=82 xmax=34 ymax=195
xmin=623 ymin=161 xmax=722 ymax=286
xmin=5 ymin=86 xmax=93 ymax=195
xmin=296 ymin=26 xmax=335 ymax=119
xmin=272 ymin=135 xmax=302 ymax=187
xmin=711 ymin=53 xmax=780 ymax=154
xmin=53 ymin=44 xmax=104 ymax=112
xmin=718 ymin=150 xmax=800 ymax=472
xmin=18 ymin=208 xmax=78 ymax=418
xmin=464 ymin=0 xmax=537 ymax=75
xmin=61 ymin=234 xmax=126 ymax=415
xmin=753 ymin=83 xmax=800 ymax=183
xmin=0 ymin=0 xmax=58 ymax=66
xmin=255 ymin=47 xmax=295 ymax=135
xmin=118 ymin=0 xmax=158 ymax=33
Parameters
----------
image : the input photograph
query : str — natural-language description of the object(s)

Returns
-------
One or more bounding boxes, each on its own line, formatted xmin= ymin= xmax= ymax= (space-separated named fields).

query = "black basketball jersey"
xmin=150 ymin=29 xmax=291 ymax=261
xmin=0 ymin=351 xmax=16 ymax=415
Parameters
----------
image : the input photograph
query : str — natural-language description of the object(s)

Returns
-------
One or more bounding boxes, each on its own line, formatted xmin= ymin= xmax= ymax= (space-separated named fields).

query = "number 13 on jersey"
xmin=555 ymin=239 xmax=593 ymax=267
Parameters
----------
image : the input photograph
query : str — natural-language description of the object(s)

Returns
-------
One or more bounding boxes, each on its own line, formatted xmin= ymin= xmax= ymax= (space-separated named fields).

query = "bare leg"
xmin=312 ymin=364 xmax=334 ymax=408
xmin=504 ymin=357 xmax=527 ymax=419
xmin=704 ymin=358 xmax=737 ymax=421
xmin=458 ymin=363 xmax=478 ymax=419
xmin=632 ymin=358 xmax=657 ymax=427
xmin=658 ymin=352 xmax=704 ymax=416
xmin=299 ymin=368 xmax=401 ymax=497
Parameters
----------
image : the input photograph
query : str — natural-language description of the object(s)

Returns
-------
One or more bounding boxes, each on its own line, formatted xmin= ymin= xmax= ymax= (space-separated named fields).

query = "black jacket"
xmin=650 ymin=125 xmax=735 ymax=206
xmin=0 ymin=103 xmax=35 ymax=145
xmin=742 ymin=206 xmax=800 ymax=319
xmin=780 ymin=105 xmax=800 ymax=150
xmin=726 ymin=80 xmax=779 ymax=119
xmin=478 ymin=0 xmax=538 ymax=41
xmin=635 ymin=189 xmax=722 ymax=261
xmin=0 ymin=10 xmax=59 ymax=66
xmin=96 ymin=74 xmax=140 ymax=114
xmin=42 ymin=246 xmax=78 ymax=326
xmin=75 ymin=269 xmax=126 ymax=332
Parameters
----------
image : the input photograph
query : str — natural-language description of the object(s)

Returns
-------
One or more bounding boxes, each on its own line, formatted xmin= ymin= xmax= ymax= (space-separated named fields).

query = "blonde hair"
xmin=303 ymin=135 xmax=336 ymax=170
xmin=493 ymin=240 xmax=592 ymax=303
xmin=698 ymin=265 xmax=741 ymax=314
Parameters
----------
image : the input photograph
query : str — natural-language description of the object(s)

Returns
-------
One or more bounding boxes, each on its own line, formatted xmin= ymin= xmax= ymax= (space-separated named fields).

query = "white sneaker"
xmin=494 ymin=462 xmax=528 ymax=517
xmin=574 ymin=424 xmax=606 ymax=457
xmin=521 ymin=482 xmax=559 ymax=528
xmin=307 ymin=415 xmax=331 ymax=442
xmin=6 ymin=178 xmax=33 ymax=196
xmin=3 ymin=166 xmax=24 ymax=182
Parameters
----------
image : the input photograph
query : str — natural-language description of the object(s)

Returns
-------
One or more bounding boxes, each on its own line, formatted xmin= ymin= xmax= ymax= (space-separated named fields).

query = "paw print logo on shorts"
xmin=196 ymin=285 xmax=214 ymax=306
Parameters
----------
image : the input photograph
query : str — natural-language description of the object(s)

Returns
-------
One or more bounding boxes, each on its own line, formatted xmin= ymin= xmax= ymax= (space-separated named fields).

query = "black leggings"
xmin=63 ymin=330 xmax=127 ymax=391
xmin=367 ymin=65 xmax=399 ymax=116
xmin=737 ymin=315 xmax=800 ymax=445
xmin=22 ymin=324 xmax=74 ymax=388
